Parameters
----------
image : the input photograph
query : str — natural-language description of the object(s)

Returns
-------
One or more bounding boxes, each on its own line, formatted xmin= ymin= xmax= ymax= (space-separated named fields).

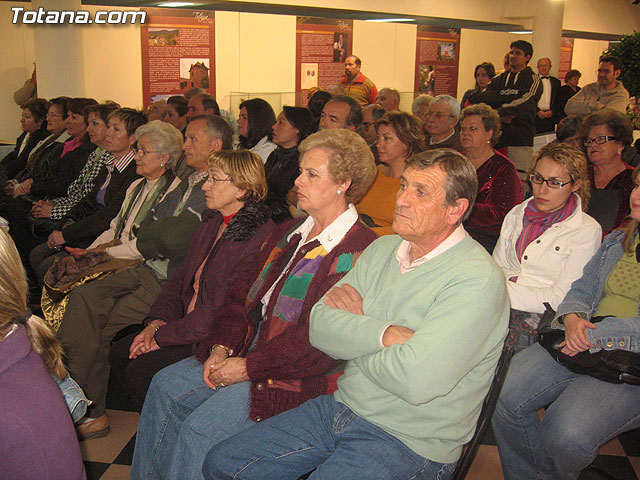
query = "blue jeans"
xmin=492 ymin=343 xmax=640 ymax=480
xmin=202 ymin=395 xmax=457 ymax=480
xmin=130 ymin=356 xmax=254 ymax=480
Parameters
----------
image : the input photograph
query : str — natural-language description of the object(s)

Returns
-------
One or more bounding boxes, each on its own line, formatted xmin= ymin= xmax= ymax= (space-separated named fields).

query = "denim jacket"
xmin=554 ymin=229 xmax=640 ymax=353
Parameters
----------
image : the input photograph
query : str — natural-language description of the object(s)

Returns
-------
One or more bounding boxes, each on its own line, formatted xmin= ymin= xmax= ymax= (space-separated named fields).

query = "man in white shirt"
xmin=535 ymin=58 xmax=562 ymax=134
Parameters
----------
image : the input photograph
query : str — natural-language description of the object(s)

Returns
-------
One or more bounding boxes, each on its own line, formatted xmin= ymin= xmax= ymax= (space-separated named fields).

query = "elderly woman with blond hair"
xmin=357 ymin=111 xmax=425 ymax=236
xmin=130 ymin=128 xmax=378 ymax=480
xmin=460 ymin=103 xmax=522 ymax=252
xmin=493 ymin=142 xmax=602 ymax=351
xmin=109 ymin=149 xmax=275 ymax=409
xmin=0 ymin=230 xmax=85 ymax=480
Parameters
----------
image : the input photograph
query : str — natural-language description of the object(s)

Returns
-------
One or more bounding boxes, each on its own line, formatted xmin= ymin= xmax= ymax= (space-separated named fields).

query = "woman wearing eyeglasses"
xmin=460 ymin=103 xmax=522 ymax=253
xmin=109 ymin=149 xmax=274 ymax=412
xmin=493 ymin=142 xmax=601 ymax=352
xmin=492 ymin=164 xmax=640 ymax=480
xmin=581 ymin=109 xmax=635 ymax=233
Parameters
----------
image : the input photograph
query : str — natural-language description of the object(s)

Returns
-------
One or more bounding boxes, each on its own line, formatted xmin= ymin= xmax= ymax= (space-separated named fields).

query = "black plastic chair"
xmin=451 ymin=344 xmax=514 ymax=480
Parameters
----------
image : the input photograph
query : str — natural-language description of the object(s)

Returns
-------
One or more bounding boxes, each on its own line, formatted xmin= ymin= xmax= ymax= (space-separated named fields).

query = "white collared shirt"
xmin=379 ymin=224 xmax=467 ymax=346
xmin=395 ymin=224 xmax=467 ymax=274
xmin=538 ymin=77 xmax=551 ymax=110
xmin=260 ymin=204 xmax=358 ymax=314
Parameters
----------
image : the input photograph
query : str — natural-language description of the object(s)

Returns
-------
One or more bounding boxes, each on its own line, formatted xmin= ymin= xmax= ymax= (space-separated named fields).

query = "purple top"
xmin=0 ymin=325 xmax=86 ymax=480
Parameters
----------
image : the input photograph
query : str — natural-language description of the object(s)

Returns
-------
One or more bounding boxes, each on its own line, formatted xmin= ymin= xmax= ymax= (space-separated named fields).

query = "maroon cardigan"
xmin=146 ymin=201 xmax=274 ymax=348
xmin=195 ymin=218 xmax=376 ymax=421
xmin=465 ymin=150 xmax=522 ymax=252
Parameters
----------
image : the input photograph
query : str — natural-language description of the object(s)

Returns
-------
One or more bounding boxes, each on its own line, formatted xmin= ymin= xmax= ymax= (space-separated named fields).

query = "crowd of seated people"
xmin=1 ymin=50 xmax=639 ymax=479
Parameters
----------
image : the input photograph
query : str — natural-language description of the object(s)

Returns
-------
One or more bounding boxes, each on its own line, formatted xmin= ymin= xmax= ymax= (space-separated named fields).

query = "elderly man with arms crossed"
xmin=202 ymin=149 xmax=510 ymax=480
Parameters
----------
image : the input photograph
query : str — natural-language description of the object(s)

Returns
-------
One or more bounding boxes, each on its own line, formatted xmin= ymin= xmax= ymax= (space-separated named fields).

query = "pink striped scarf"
xmin=515 ymin=194 xmax=577 ymax=262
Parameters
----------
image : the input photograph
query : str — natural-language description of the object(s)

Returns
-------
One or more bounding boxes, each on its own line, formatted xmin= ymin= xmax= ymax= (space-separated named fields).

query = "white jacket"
xmin=492 ymin=195 xmax=602 ymax=313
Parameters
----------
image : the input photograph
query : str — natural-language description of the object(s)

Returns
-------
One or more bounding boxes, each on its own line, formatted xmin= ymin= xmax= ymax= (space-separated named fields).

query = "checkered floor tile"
xmin=81 ymin=378 xmax=640 ymax=480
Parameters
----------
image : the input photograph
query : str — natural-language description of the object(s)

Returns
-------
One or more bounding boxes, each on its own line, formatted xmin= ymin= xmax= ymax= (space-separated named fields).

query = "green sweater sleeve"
xmin=355 ymin=265 xmax=508 ymax=406
xmin=310 ymin=237 xmax=395 ymax=359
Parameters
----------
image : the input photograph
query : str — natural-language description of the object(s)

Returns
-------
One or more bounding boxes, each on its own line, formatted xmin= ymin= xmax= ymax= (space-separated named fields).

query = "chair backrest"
xmin=451 ymin=344 xmax=514 ymax=480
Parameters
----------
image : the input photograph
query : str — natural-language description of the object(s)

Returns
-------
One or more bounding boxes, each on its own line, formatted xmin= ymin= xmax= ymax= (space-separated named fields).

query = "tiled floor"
xmin=83 ymin=389 xmax=640 ymax=480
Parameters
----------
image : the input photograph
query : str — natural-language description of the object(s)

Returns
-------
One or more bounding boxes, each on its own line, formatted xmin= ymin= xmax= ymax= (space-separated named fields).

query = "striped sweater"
xmin=196 ymin=218 xmax=376 ymax=421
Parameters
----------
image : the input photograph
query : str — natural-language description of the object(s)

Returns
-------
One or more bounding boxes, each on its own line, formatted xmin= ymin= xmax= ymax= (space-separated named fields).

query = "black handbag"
xmin=538 ymin=303 xmax=640 ymax=386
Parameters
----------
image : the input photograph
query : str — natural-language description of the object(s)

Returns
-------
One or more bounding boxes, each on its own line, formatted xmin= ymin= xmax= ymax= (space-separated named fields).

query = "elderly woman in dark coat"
xmin=109 ymin=149 xmax=274 ymax=409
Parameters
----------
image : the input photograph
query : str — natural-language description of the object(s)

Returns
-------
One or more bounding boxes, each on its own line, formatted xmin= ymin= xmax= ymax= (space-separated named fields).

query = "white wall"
xmin=571 ymin=38 xmax=610 ymax=86
xmin=457 ymin=30 xmax=533 ymax=99
xmin=82 ymin=6 xmax=143 ymax=108
xmin=0 ymin=3 xmax=35 ymax=142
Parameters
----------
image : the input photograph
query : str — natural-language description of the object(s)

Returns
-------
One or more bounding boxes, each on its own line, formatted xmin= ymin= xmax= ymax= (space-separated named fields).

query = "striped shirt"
xmin=341 ymin=73 xmax=378 ymax=106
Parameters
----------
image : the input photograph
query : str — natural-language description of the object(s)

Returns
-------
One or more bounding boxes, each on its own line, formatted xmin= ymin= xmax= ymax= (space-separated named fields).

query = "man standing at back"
xmin=341 ymin=55 xmax=378 ymax=107
xmin=535 ymin=57 xmax=562 ymax=134
xmin=471 ymin=40 xmax=542 ymax=177
xmin=565 ymin=55 xmax=629 ymax=117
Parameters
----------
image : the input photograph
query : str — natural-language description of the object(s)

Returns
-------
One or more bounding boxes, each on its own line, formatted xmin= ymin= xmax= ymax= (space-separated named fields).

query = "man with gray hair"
xmin=424 ymin=94 xmax=463 ymax=152
xmin=376 ymin=88 xmax=400 ymax=111
xmin=203 ymin=148 xmax=509 ymax=479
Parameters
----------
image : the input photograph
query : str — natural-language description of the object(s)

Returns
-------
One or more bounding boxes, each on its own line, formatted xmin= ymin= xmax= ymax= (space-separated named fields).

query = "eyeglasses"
xmin=426 ymin=111 xmax=453 ymax=120
xmin=135 ymin=147 xmax=157 ymax=156
xmin=529 ymin=173 xmax=573 ymax=189
xmin=206 ymin=175 xmax=232 ymax=185
xmin=584 ymin=135 xmax=618 ymax=147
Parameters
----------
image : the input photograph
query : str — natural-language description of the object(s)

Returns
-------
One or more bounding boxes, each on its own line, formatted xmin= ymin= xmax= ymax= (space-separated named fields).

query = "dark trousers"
xmin=109 ymin=331 xmax=193 ymax=411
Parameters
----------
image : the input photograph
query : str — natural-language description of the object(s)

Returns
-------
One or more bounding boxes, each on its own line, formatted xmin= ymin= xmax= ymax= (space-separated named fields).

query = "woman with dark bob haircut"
xmin=557 ymin=69 xmax=582 ymax=119
xmin=0 ymin=97 xmax=50 ymax=179
xmin=130 ymin=128 xmax=377 ymax=480
xmin=459 ymin=103 xmax=522 ymax=253
xmin=357 ymin=111 xmax=425 ymax=236
xmin=580 ymin=109 xmax=635 ymax=232
xmin=237 ymin=98 xmax=277 ymax=163
xmin=163 ymin=95 xmax=189 ymax=135
xmin=460 ymin=62 xmax=496 ymax=109
xmin=264 ymin=106 xmax=314 ymax=223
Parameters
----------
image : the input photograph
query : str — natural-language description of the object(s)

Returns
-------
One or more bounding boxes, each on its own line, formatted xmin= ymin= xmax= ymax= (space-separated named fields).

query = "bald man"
xmin=535 ymin=58 xmax=561 ymax=134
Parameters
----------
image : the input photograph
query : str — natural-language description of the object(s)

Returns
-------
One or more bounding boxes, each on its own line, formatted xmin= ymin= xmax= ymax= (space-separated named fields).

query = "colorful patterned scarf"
xmin=515 ymin=193 xmax=577 ymax=262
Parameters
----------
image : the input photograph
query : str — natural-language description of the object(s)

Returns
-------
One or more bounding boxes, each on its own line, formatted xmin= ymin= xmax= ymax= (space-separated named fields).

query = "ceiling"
xmin=82 ymin=0 xmax=622 ymax=39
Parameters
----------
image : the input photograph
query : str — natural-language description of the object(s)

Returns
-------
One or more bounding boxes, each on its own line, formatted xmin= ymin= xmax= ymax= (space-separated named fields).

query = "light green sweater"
xmin=310 ymin=233 xmax=509 ymax=463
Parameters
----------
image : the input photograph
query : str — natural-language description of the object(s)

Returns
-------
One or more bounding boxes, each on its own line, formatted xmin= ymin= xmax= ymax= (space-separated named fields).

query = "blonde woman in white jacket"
xmin=493 ymin=142 xmax=601 ymax=352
